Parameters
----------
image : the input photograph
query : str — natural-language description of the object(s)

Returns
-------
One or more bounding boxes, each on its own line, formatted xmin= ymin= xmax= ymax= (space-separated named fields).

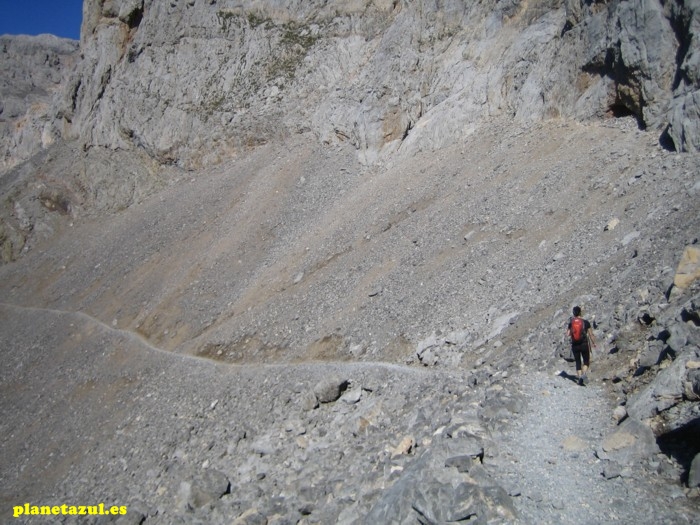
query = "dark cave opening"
xmin=607 ymin=103 xmax=637 ymax=120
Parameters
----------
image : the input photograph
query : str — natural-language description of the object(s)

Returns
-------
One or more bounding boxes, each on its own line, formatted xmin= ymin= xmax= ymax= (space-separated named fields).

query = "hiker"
xmin=566 ymin=306 xmax=597 ymax=385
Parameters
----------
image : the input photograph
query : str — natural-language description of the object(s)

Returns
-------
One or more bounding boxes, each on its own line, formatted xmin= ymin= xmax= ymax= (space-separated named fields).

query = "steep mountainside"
xmin=0 ymin=1 xmax=699 ymax=524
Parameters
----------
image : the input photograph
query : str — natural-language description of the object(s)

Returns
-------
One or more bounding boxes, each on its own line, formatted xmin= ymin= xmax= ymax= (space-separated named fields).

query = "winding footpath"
xmin=0 ymin=301 xmax=431 ymax=373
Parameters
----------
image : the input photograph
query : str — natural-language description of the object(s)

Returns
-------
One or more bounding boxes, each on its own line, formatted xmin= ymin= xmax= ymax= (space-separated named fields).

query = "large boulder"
xmin=312 ymin=375 xmax=348 ymax=403
xmin=600 ymin=418 xmax=660 ymax=463
xmin=627 ymin=351 xmax=699 ymax=421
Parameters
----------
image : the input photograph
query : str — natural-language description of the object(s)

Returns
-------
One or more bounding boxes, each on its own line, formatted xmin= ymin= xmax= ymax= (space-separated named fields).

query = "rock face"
xmin=4 ymin=0 xmax=694 ymax=173
xmin=0 ymin=34 xmax=79 ymax=171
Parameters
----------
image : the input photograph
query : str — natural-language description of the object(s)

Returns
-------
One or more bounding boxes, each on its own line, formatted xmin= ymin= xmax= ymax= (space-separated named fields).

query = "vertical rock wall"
xmin=3 ymin=0 xmax=700 ymax=172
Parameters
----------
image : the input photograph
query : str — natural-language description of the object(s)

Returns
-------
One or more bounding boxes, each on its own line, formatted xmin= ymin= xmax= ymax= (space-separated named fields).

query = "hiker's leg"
xmin=573 ymin=347 xmax=582 ymax=377
xmin=581 ymin=346 xmax=590 ymax=375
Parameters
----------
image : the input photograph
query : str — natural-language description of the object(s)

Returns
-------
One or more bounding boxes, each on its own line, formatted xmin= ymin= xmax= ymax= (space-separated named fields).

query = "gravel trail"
xmin=493 ymin=370 xmax=692 ymax=525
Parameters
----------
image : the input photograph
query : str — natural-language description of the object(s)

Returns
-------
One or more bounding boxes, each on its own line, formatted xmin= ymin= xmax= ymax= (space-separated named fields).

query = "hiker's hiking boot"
xmin=581 ymin=374 xmax=588 ymax=386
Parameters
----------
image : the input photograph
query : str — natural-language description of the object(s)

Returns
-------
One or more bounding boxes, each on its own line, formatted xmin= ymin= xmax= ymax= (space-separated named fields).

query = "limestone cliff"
xmin=42 ymin=0 xmax=700 ymax=170
xmin=0 ymin=34 xmax=79 ymax=172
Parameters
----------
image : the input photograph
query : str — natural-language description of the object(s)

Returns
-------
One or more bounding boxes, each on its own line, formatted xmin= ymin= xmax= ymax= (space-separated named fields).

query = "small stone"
xmin=604 ymin=218 xmax=620 ymax=231
xmin=232 ymin=509 xmax=267 ymax=525
xmin=391 ymin=436 xmax=416 ymax=457
xmin=340 ymin=387 xmax=362 ymax=404
xmin=176 ymin=470 xmax=230 ymax=510
xmin=612 ymin=405 xmax=627 ymax=423
xmin=251 ymin=436 xmax=275 ymax=456
xmin=368 ymin=285 xmax=383 ymax=297
xmin=622 ymin=231 xmax=640 ymax=246
xmin=300 ymin=390 xmax=319 ymax=411
xmin=603 ymin=463 xmax=622 ymax=479
xmin=562 ymin=435 xmax=588 ymax=452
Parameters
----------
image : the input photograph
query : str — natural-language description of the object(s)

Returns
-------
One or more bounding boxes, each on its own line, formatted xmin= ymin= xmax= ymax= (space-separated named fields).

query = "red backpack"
xmin=570 ymin=317 xmax=586 ymax=343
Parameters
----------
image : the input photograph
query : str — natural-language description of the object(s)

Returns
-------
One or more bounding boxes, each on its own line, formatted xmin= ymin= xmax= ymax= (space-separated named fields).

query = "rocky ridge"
xmin=0 ymin=0 xmax=699 ymax=523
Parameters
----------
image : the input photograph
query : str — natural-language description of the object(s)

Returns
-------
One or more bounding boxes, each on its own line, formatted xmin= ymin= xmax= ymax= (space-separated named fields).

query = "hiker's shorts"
xmin=572 ymin=342 xmax=590 ymax=371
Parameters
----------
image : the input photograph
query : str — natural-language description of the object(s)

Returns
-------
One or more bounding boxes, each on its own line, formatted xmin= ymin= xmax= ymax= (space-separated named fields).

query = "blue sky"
xmin=0 ymin=0 xmax=83 ymax=40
